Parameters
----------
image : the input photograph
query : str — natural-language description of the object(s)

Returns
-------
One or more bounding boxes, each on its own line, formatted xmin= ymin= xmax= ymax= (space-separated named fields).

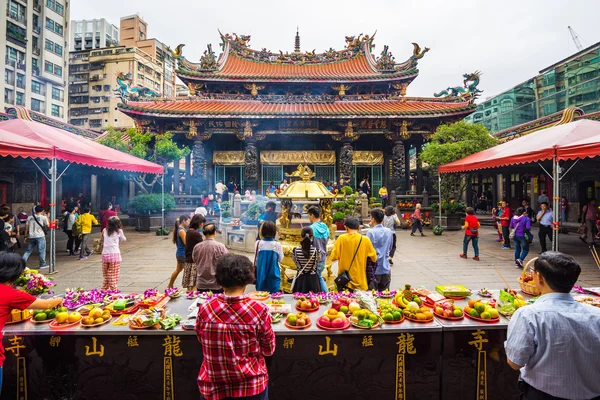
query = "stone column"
xmin=184 ymin=153 xmax=191 ymax=194
xmin=416 ymin=141 xmax=424 ymax=194
xmin=193 ymin=139 xmax=207 ymax=193
xmin=173 ymin=158 xmax=180 ymax=195
xmin=390 ymin=140 xmax=406 ymax=194
xmin=339 ymin=140 xmax=353 ymax=182
xmin=128 ymin=181 xmax=135 ymax=200
xmin=233 ymin=193 xmax=242 ymax=218
xmin=90 ymin=174 xmax=97 ymax=212
xmin=243 ymin=139 xmax=259 ymax=191
xmin=405 ymin=144 xmax=411 ymax=193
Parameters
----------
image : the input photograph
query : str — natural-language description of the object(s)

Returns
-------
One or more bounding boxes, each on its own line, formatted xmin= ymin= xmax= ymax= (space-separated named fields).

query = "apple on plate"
xmin=331 ymin=318 xmax=346 ymax=329
xmin=318 ymin=315 xmax=331 ymax=327
xmin=435 ymin=306 xmax=444 ymax=315
xmin=332 ymin=300 xmax=342 ymax=311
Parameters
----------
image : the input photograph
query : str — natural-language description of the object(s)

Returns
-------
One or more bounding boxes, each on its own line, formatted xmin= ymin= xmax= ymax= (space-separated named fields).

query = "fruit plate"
xmin=350 ymin=320 xmax=380 ymax=329
xmin=109 ymin=304 xmax=139 ymax=316
xmin=295 ymin=305 xmax=319 ymax=313
xmin=316 ymin=319 xmax=351 ymax=331
xmin=464 ymin=313 xmax=500 ymax=323
xmin=6 ymin=316 xmax=32 ymax=325
xmin=248 ymin=292 xmax=270 ymax=301
xmin=404 ymin=316 xmax=434 ymax=324
xmin=80 ymin=317 xmax=112 ymax=328
xmin=49 ymin=320 xmax=81 ymax=329
xmin=445 ymin=295 xmax=468 ymax=300
xmin=284 ymin=320 xmax=312 ymax=330
xmin=30 ymin=318 xmax=53 ymax=324
xmin=433 ymin=312 xmax=464 ymax=321
xmin=383 ymin=316 xmax=404 ymax=324
xmin=129 ymin=322 xmax=159 ymax=330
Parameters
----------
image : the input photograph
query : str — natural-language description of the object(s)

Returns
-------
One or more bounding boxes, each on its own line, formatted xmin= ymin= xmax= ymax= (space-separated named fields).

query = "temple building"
xmin=116 ymin=32 xmax=480 ymax=196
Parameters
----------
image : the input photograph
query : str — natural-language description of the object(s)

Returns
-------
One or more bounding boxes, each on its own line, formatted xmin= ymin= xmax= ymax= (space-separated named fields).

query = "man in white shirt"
xmin=23 ymin=205 xmax=49 ymax=268
xmin=194 ymin=206 xmax=208 ymax=217
xmin=215 ymin=180 xmax=225 ymax=196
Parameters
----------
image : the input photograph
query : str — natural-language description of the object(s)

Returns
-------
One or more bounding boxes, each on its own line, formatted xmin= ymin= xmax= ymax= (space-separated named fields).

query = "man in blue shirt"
xmin=505 ymin=252 xmax=600 ymax=400
xmin=536 ymin=202 xmax=553 ymax=253
xmin=366 ymin=209 xmax=393 ymax=291
xmin=257 ymin=201 xmax=277 ymax=240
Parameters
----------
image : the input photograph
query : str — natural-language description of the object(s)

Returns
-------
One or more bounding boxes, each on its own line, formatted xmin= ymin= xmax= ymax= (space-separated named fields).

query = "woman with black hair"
xmin=195 ymin=254 xmax=275 ymax=400
xmin=291 ymin=226 xmax=320 ymax=293
xmin=183 ymin=214 xmax=205 ymax=292
xmin=0 ymin=253 xmax=64 ymax=393
xmin=168 ymin=215 xmax=190 ymax=288
xmin=254 ymin=221 xmax=284 ymax=293
xmin=101 ymin=216 xmax=126 ymax=290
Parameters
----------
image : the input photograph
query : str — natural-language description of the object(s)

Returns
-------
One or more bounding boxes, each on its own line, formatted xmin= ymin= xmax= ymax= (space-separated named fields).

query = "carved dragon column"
xmin=192 ymin=139 xmax=207 ymax=193
xmin=244 ymin=139 xmax=259 ymax=191
xmin=339 ymin=140 xmax=354 ymax=183
xmin=390 ymin=140 xmax=407 ymax=194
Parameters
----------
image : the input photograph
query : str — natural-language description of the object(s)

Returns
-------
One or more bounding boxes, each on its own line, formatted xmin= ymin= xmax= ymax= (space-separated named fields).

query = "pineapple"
xmin=402 ymin=284 xmax=413 ymax=302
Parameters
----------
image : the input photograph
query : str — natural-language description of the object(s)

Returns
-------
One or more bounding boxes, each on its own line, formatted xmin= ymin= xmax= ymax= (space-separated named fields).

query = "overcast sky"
xmin=71 ymin=0 xmax=600 ymax=100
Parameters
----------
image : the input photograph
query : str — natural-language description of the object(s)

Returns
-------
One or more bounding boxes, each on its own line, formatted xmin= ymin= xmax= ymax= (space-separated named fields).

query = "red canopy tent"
xmin=438 ymin=119 xmax=600 ymax=251
xmin=0 ymin=108 xmax=164 ymax=272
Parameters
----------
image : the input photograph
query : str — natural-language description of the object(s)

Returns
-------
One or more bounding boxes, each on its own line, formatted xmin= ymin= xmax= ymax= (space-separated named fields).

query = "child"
xmin=0 ymin=253 xmax=63 ymax=392
xmin=492 ymin=202 xmax=503 ymax=242
xmin=101 ymin=216 xmax=126 ymax=290
xmin=254 ymin=221 xmax=284 ymax=293
xmin=291 ymin=227 xmax=321 ymax=293
xmin=460 ymin=207 xmax=480 ymax=261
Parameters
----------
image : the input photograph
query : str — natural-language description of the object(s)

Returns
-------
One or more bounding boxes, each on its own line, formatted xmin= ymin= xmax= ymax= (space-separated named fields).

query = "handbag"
xmin=335 ymin=236 xmax=362 ymax=291
xmin=509 ymin=219 xmax=521 ymax=240
xmin=525 ymin=230 xmax=534 ymax=244
xmin=93 ymin=229 xmax=105 ymax=253
xmin=32 ymin=215 xmax=49 ymax=235
xmin=291 ymin=250 xmax=315 ymax=292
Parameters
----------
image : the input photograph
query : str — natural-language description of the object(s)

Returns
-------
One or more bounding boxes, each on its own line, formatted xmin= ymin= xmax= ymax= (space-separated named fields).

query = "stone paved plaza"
xmin=20 ymin=225 xmax=600 ymax=294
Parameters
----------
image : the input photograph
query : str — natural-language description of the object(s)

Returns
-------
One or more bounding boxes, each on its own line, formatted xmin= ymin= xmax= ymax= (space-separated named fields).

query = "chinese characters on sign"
xmin=84 ymin=337 xmax=104 ymax=357
xmin=396 ymin=333 xmax=417 ymax=400
xmin=469 ymin=329 xmax=488 ymax=400
xmin=359 ymin=120 xmax=388 ymax=130
xmin=362 ymin=335 xmax=374 ymax=347
xmin=283 ymin=337 xmax=295 ymax=349
xmin=164 ymin=356 xmax=174 ymax=400
xmin=127 ymin=335 xmax=139 ymax=347
xmin=6 ymin=335 xmax=25 ymax=357
xmin=163 ymin=335 xmax=183 ymax=357
xmin=318 ymin=336 xmax=338 ymax=356
xmin=207 ymin=120 xmax=240 ymax=129
xmin=49 ymin=336 xmax=61 ymax=347
xmin=279 ymin=120 xmax=318 ymax=130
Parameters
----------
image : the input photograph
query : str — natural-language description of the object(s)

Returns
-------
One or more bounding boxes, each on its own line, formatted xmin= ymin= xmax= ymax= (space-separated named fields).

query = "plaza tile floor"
xmin=21 ymin=226 xmax=600 ymax=294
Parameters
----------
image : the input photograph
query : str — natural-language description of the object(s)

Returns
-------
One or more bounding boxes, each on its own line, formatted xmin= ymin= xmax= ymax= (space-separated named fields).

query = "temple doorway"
xmin=215 ymin=166 xmax=243 ymax=190
xmin=354 ymin=166 xmax=382 ymax=198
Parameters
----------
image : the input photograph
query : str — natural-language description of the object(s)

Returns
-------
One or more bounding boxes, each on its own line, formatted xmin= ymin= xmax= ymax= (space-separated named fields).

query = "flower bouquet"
xmin=14 ymin=269 xmax=55 ymax=296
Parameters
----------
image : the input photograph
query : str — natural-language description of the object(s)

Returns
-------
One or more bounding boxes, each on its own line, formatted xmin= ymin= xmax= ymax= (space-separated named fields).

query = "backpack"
xmin=62 ymin=213 xmax=69 ymax=232
xmin=72 ymin=217 xmax=82 ymax=237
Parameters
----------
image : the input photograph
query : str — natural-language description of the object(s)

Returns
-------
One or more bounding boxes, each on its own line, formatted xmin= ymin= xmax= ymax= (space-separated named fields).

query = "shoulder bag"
xmin=335 ymin=236 xmax=362 ymax=291
xmin=509 ymin=219 xmax=521 ymax=240
xmin=291 ymin=249 xmax=316 ymax=292
xmin=251 ymin=240 xmax=260 ymax=284
xmin=32 ymin=215 xmax=49 ymax=235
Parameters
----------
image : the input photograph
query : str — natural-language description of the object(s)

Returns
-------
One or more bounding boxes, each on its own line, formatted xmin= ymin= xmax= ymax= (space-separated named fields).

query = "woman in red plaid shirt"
xmin=196 ymin=254 xmax=276 ymax=400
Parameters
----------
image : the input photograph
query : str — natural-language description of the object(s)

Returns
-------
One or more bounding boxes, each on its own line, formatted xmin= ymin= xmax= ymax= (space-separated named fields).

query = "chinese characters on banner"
xmin=84 ymin=337 xmax=104 ymax=357
xmin=396 ymin=333 xmax=417 ymax=400
xmin=127 ymin=335 xmax=139 ymax=347
xmin=362 ymin=335 xmax=374 ymax=347
xmin=279 ymin=120 xmax=318 ymax=130
xmin=163 ymin=335 xmax=182 ymax=400
xmin=207 ymin=120 xmax=240 ymax=129
xmin=359 ymin=120 xmax=388 ymax=130
xmin=283 ymin=337 xmax=295 ymax=349
xmin=6 ymin=336 xmax=27 ymax=399
xmin=468 ymin=329 xmax=489 ymax=400
xmin=318 ymin=336 xmax=338 ymax=356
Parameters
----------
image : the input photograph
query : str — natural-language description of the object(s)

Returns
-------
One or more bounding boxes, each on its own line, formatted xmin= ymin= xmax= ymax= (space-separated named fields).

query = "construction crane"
xmin=568 ymin=26 xmax=583 ymax=51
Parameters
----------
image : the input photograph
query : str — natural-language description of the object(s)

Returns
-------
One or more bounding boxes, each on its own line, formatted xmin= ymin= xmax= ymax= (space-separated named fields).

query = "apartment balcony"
xmin=32 ymin=67 xmax=40 ymax=76
xmin=17 ymin=61 xmax=26 ymax=71
xmin=6 ymin=10 xmax=26 ymax=25
xmin=33 ymin=25 xmax=41 ymax=34
xmin=5 ymin=57 xmax=16 ymax=68
xmin=16 ymin=80 xmax=25 ymax=89
xmin=89 ymin=63 xmax=105 ymax=71
xmin=5 ymin=76 xmax=15 ymax=86
xmin=32 ymin=47 xmax=41 ymax=56
xmin=69 ymin=74 xmax=89 ymax=83
xmin=34 ymin=2 xmax=42 ymax=12
xmin=89 ymin=75 xmax=101 ymax=82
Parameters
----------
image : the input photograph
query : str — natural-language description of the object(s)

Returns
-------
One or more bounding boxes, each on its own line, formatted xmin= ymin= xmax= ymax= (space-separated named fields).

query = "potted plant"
xmin=241 ymin=201 xmax=265 ymax=226
xmin=431 ymin=200 xmax=466 ymax=231
xmin=220 ymin=201 xmax=232 ymax=222
xmin=128 ymin=194 xmax=175 ymax=232
xmin=340 ymin=186 xmax=354 ymax=196
xmin=333 ymin=212 xmax=346 ymax=230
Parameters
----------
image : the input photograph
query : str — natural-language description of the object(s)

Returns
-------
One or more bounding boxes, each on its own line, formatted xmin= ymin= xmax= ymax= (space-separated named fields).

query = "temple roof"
xmin=118 ymin=98 xmax=475 ymax=119
xmin=172 ymin=33 xmax=429 ymax=84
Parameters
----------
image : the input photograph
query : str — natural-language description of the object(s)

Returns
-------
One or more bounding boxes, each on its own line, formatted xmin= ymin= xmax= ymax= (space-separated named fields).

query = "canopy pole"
xmin=49 ymin=157 xmax=57 ymax=274
xmin=552 ymin=157 xmax=560 ymax=252
xmin=438 ymin=174 xmax=442 ymax=226
xmin=161 ymin=175 xmax=165 ymax=232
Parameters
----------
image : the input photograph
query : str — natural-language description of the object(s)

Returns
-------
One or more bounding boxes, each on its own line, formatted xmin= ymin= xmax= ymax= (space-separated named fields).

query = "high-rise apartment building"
xmin=465 ymin=42 xmax=600 ymax=134
xmin=69 ymin=46 xmax=164 ymax=129
xmin=70 ymin=18 xmax=119 ymax=51
xmin=67 ymin=14 xmax=177 ymax=130
xmin=1 ymin=0 xmax=69 ymax=119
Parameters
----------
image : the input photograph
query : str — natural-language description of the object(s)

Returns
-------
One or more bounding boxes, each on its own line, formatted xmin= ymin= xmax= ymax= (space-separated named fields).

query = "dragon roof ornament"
xmin=115 ymin=72 xmax=161 ymax=104
xmin=434 ymin=71 xmax=483 ymax=104
xmin=172 ymin=32 xmax=429 ymax=74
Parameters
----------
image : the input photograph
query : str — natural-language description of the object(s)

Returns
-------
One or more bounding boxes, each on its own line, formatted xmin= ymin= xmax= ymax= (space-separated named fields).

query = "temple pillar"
xmin=128 ymin=181 xmax=135 ymax=200
xmin=416 ymin=141 xmax=424 ymax=194
xmin=90 ymin=174 xmax=97 ymax=212
xmin=56 ymin=177 xmax=63 ymax=210
xmin=339 ymin=140 xmax=353 ymax=182
xmin=243 ymin=139 xmax=259 ymax=191
xmin=193 ymin=139 xmax=207 ymax=193
xmin=173 ymin=158 xmax=180 ymax=195
xmin=405 ymin=143 xmax=411 ymax=193
xmin=390 ymin=140 xmax=406 ymax=194
xmin=184 ymin=153 xmax=191 ymax=194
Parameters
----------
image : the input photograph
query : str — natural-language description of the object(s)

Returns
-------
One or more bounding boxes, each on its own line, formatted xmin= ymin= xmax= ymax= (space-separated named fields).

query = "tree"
xmin=98 ymin=127 xmax=190 ymax=194
xmin=420 ymin=121 xmax=497 ymax=201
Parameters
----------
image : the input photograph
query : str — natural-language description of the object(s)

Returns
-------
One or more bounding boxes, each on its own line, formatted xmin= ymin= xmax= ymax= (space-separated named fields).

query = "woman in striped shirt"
xmin=291 ymin=226 xmax=321 ymax=293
